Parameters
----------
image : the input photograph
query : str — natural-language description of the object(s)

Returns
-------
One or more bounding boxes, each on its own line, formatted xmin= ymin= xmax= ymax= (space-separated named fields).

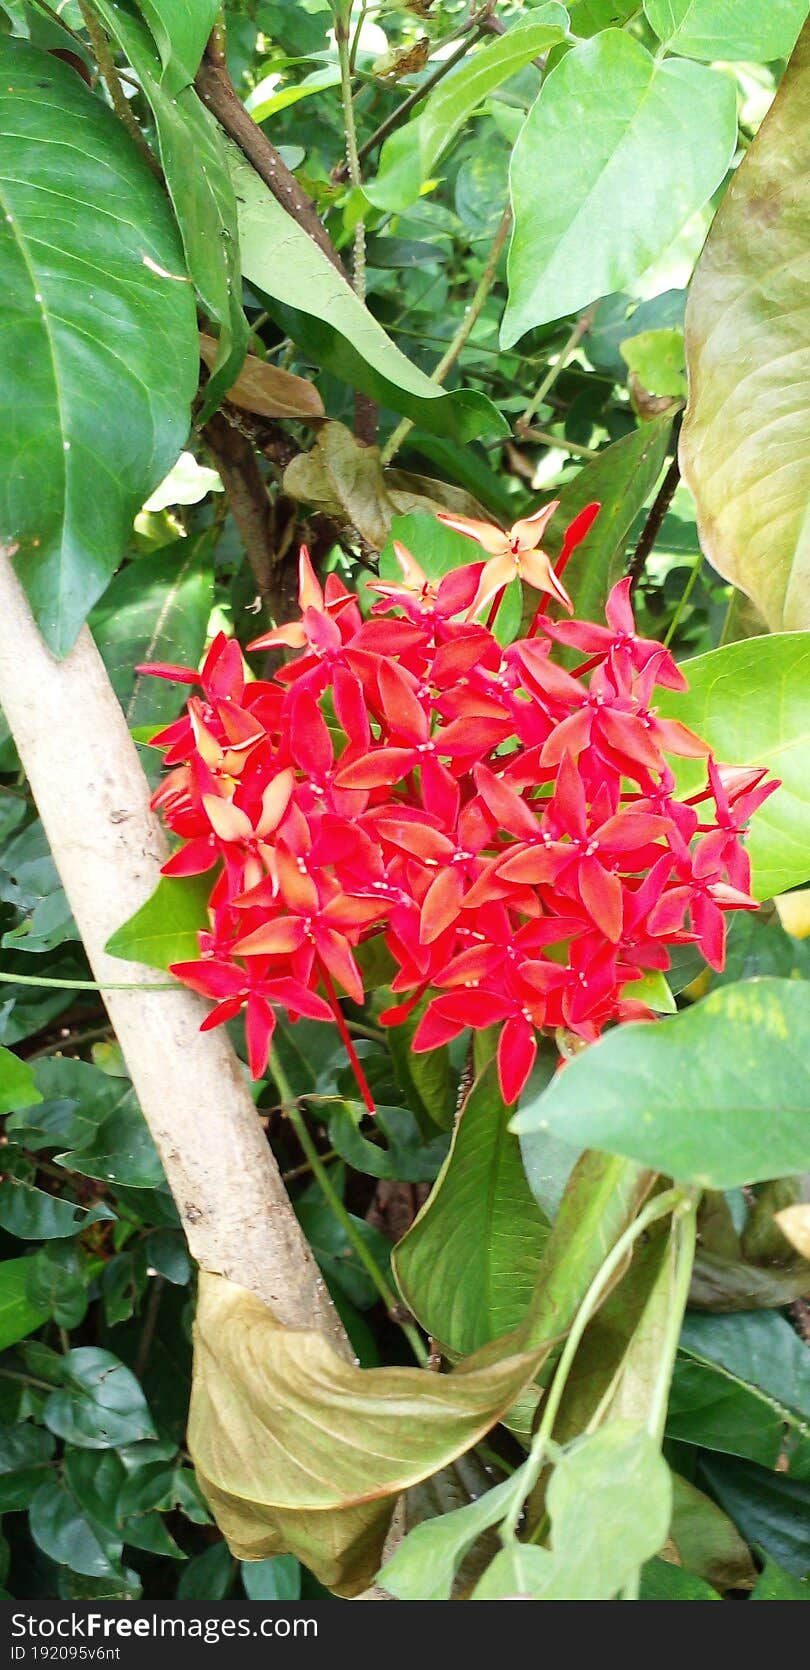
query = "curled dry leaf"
xmin=199 ymin=334 xmax=325 ymax=423
xmin=188 ymin=1271 xmax=545 ymax=1596
xmin=774 ymin=1204 xmax=810 ymax=1261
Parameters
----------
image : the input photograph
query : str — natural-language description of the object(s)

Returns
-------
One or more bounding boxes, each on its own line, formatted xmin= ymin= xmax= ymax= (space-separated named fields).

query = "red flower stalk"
xmin=141 ymin=502 xmax=777 ymax=1108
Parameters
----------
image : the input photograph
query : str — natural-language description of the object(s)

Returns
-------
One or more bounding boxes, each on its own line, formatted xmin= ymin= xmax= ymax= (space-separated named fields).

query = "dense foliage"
xmin=0 ymin=0 xmax=808 ymax=1605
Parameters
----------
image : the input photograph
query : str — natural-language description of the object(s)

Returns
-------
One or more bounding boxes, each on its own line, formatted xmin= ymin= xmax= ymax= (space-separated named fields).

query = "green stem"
xmin=268 ymin=1045 xmax=428 ymax=1365
xmin=500 ymin=1185 xmax=687 ymax=1544
xmin=381 ymin=203 xmax=513 ymax=466
xmin=518 ymin=425 xmax=601 ymax=461
xmin=0 ymin=971 xmax=179 ymax=992
xmin=516 ymin=309 xmax=594 ymax=435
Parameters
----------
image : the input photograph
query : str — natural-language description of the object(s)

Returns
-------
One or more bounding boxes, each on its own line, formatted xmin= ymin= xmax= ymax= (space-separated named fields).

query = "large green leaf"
xmin=0 ymin=1257 xmax=51 ymax=1351
xmin=0 ymin=39 xmax=198 ymax=655
xmin=230 ymin=147 xmax=506 ymax=445
xmin=643 ymin=0 xmax=808 ymax=61
xmin=393 ymin=1061 xmax=550 ymax=1356
xmin=379 ymin=1463 xmax=530 ymax=1602
xmin=503 ymin=30 xmax=737 ymax=343
xmin=134 ymin=0 xmax=220 ymax=94
xmin=91 ymin=543 xmax=213 ymax=729
xmin=512 ymin=978 xmax=810 ymax=1189
xmin=680 ymin=1310 xmax=810 ymax=1425
xmin=698 ymin=1454 xmax=810 ymax=1576
xmin=367 ymin=6 xmax=570 ymax=213
xmin=91 ymin=1 xmax=248 ymax=416
xmin=43 ymin=1347 xmax=157 ymax=1450
xmin=657 ymin=633 xmax=810 ymax=900
xmin=679 ymin=28 xmax=810 ymax=632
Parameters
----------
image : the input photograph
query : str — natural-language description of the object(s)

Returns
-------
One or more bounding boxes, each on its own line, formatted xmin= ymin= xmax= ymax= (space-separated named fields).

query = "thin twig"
xmin=135 ymin=1275 xmax=165 ymax=1379
xmin=518 ymin=426 xmax=601 ymax=461
xmin=77 ymin=1 xmax=161 ymax=177
xmin=380 ymin=202 xmax=512 ymax=466
xmin=626 ymin=432 xmax=681 ymax=594
xmin=334 ymin=11 xmax=491 ymax=181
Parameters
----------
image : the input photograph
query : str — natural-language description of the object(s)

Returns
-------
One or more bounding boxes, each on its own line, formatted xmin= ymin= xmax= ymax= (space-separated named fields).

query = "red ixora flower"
xmin=141 ymin=501 xmax=777 ymax=1108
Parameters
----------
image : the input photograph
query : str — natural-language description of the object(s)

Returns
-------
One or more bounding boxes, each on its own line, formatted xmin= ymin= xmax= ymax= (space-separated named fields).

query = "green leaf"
xmin=752 ymin=1558 xmax=810 ymax=1599
xmin=512 ymin=978 xmax=810 ymax=1189
xmin=91 ymin=542 xmax=213 ymax=730
xmin=666 ymin=1359 xmax=784 ymax=1467
xmin=0 ymin=1256 xmax=51 ymax=1351
xmin=230 ymin=146 xmax=506 ymax=445
xmin=43 ymin=1347 xmax=157 ymax=1450
xmin=698 ymin=1454 xmax=810 ymax=1576
xmin=134 ymin=0 xmax=220 ymax=94
xmin=105 ymin=874 xmax=211 ymax=970
xmin=327 ymin=1103 xmax=449 ymax=1184
xmin=242 ymin=1555 xmax=301 ymax=1600
xmin=657 ymin=634 xmax=810 ymax=900
xmin=0 ymin=39 xmax=198 ymax=655
xmin=0 ymin=1043 xmax=39 ymax=1115
xmin=679 ymin=1310 xmax=810 ymax=1425
xmin=0 ymin=1179 xmax=114 ymax=1240
xmin=643 ymin=0 xmax=808 ymax=61
xmin=380 ymin=1463 xmax=530 ymax=1601
xmin=380 ymin=511 xmax=522 ymax=646
xmin=639 ymin=1557 xmax=720 ymax=1599
xmin=0 ymin=1422 xmax=56 ymax=1512
xmin=91 ymin=1 xmax=248 ymax=415
xmin=680 ymin=29 xmax=810 ymax=632
xmin=522 ymin=416 xmax=673 ymax=640
xmin=367 ymin=6 xmax=570 ymax=213
xmin=394 ymin=1061 xmax=551 ymax=1355
xmin=177 ymin=1541 xmax=233 ymax=1598
xmin=620 ymin=327 xmax=686 ymax=398
xmin=29 ymin=1473 xmax=123 ymax=1579
xmin=503 ymin=31 xmax=737 ymax=343
xmin=670 ymin=1472 xmax=757 ymax=1590
xmin=473 ymin=1424 xmax=672 ymax=1599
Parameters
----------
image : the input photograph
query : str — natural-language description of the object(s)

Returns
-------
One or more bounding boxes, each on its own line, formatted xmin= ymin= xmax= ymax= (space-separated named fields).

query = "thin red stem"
xmin=485 ymin=585 xmax=507 ymax=633
xmin=318 ymin=958 xmax=377 ymax=1114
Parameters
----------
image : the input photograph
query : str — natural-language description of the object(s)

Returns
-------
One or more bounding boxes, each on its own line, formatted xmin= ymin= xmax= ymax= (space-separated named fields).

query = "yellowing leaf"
xmin=199 ymin=335 xmax=325 ymax=422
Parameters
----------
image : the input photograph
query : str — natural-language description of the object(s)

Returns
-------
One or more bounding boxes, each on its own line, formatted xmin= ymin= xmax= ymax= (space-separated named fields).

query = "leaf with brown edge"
xmin=188 ymin=1272 xmax=547 ymax=1596
xmin=680 ymin=24 xmax=810 ymax=631
xmin=199 ymin=336 xmax=325 ymax=423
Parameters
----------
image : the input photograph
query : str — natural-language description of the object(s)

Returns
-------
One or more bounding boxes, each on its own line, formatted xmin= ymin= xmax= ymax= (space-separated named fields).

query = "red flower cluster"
xmin=141 ymin=504 xmax=775 ymax=1107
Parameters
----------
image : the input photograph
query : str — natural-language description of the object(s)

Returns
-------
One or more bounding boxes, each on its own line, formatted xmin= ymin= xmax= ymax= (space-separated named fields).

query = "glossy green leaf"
xmin=503 ymin=31 xmax=737 ymax=343
xmin=473 ymin=1424 xmax=672 ymax=1599
xmin=657 ymin=634 xmax=810 ymax=900
xmin=43 ymin=1348 xmax=157 ymax=1450
xmin=29 ymin=1474 xmax=123 ymax=1580
xmin=0 ymin=39 xmax=198 ymax=655
xmin=0 ymin=1256 xmax=51 ymax=1351
xmin=394 ymin=1062 xmax=550 ymax=1355
xmin=0 ymin=1044 xmax=39 ymax=1116
xmin=699 ymin=1454 xmax=810 ymax=1576
xmin=134 ymin=0 xmax=220 ymax=94
xmin=512 ymin=979 xmax=810 ymax=1188
xmin=643 ymin=0 xmax=808 ymax=61
xmin=177 ymin=1541 xmax=233 ymax=1598
xmin=327 ymin=1103 xmax=448 ymax=1184
xmin=231 ymin=147 xmax=506 ymax=445
xmin=0 ymin=1422 xmax=56 ymax=1512
xmin=680 ymin=1310 xmax=810 ymax=1425
xmin=92 ymin=1 xmax=248 ymax=416
xmin=105 ymin=874 xmax=211 ymax=970
xmin=0 ymin=1180 xmax=114 ymax=1240
xmin=367 ymin=6 xmax=570 ymax=213
xmin=241 ymin=1555 xmax=301 ymax=1600
xmin=91 ymin=542 xmax=213 ymax=730
xmin=680 ymin=29 xmax=810 ymax=632
xmin=666 ymin=1359 xmax=783 ymax=1467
